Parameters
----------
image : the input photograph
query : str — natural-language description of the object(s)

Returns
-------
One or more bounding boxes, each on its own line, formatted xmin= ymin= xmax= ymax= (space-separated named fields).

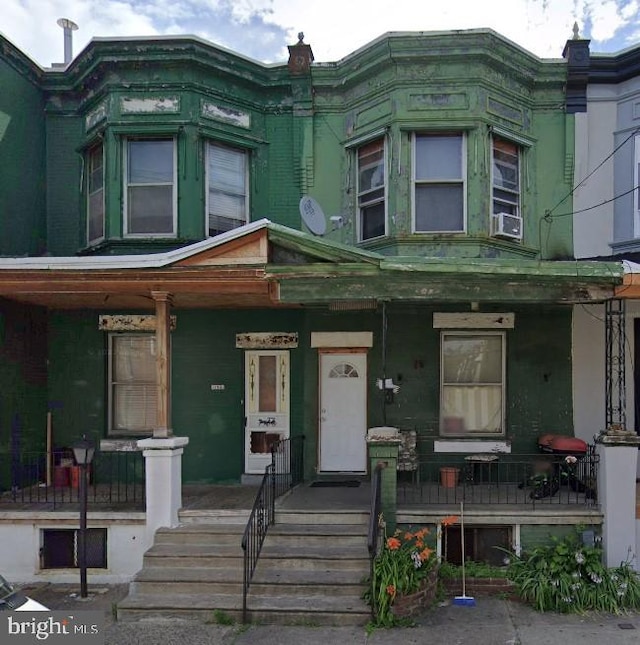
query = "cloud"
xmin=2 ymin=0 xmax=640 ymax=67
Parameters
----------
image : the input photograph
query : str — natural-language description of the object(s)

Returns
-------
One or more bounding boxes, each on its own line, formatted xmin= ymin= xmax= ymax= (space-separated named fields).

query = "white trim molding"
xmin=310 ymin=331 xmax=374 ymax=348
xmin=434 ymin=439 xmax=511 ymax=453
xmin=433 ymin=312 xmax=515 ymax=329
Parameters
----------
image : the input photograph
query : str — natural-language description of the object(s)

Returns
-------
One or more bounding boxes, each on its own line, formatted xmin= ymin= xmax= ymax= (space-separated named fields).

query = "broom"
xmin=452 ymin=501 xmax=476 ymax=606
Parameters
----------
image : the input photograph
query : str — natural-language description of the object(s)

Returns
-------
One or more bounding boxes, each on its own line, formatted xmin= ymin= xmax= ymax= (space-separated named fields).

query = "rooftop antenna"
xmin=57 ymin=18 xmax=78 ymax=65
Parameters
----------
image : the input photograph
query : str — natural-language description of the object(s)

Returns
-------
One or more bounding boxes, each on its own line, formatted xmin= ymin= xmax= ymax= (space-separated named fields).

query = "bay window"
xmin=357 ymin=138 xmax=386 ymax=241
xmin=87 ymin=143 xmax=104 ymax=244
xmin=207 ymin=142 xmax=248 ymax=237
xmin=124 ymin=139 xmax=176 ymax=236
xmin=414 ymin=133 xmax=465 ymax=232
xmin=492 ymin=137 xmax=520 ymax=216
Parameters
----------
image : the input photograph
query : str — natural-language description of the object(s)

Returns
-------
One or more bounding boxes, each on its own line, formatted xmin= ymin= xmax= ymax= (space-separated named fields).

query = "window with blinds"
xmin=357 ymin=138 xmax=386 ymax=241
xmin=109 ymin=334 xmax=157 ymax=435
xmin=87 ymin=143 xmax=104 ymax=245
xmin=207 ymin=142 xmax=248 ymax=237
xmin=492 ymin=137 xmax=520 ymax=217
xmin=440 ymin=332 xmax=505 ymax=436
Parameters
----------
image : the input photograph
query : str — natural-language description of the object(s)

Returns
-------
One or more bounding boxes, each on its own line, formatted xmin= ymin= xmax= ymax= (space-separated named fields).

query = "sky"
xmin=3 ymin=0 xmax=640 ymax=67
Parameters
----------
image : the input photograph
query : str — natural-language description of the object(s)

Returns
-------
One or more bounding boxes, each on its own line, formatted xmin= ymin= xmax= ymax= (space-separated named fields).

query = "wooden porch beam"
xmin=152 ymin=291 xmax=173 ymax=439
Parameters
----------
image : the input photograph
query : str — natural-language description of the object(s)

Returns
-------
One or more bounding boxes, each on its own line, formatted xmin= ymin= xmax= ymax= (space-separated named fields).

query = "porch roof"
xmin=0 ymin=220 xmax=623 ymax=308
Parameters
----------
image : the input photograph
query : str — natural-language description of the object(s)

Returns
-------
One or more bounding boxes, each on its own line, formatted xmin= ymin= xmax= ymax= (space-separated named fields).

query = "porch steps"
xmin=118 ymin=515 xmax=371 ymax=625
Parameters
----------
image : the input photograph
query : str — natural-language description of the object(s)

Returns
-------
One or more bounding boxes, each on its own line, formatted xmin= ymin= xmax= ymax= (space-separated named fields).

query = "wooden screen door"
xmin=319 ymin=352 xmax=367 ymax=473
xmin=244 ymin=351 xmax=290 ymax=474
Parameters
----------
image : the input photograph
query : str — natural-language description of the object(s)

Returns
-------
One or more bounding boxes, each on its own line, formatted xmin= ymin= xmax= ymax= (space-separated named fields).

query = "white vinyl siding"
xmin=357 ymin=138 xmax=386 ymax=241
xmin=440 ymin=332 xmax=505 ymax=436
xmin=413 ymin=133 xmax=465 ymax=232
xmin=207 ymin=142 xmax=248 ymax=237
xmin=109 ymin=335 xmax=157 ymax=435
xmin=124 ymin=139 xmax=176 ymax=236
xmin=634 ymin=135 xmax=640 ymax=237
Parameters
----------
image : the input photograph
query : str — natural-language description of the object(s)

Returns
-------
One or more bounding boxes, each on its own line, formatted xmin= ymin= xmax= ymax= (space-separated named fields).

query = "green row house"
xmin=0 ymin=26 xmax=626 ymax=594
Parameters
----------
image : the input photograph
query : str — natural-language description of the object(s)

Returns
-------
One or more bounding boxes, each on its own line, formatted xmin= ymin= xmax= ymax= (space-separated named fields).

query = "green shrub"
xmin=505 ymin=532 xmax=640 ymax=613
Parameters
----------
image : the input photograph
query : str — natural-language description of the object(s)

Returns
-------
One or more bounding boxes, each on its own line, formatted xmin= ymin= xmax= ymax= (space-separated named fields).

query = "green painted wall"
xmin=0 ymin=300 xmax=47 ymax=489
xmin=0 ymin=59 xmax=46 ymax=256
xmin=47 ymin=304 xmax=573 ymax=483
xmin=520 ymin=524 xmax=601 ymax=552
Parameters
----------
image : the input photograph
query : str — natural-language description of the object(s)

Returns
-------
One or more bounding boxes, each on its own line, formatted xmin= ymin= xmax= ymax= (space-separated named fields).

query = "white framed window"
xmin=413 ymin=133 xmax=465 ymax=233
xmin=440 ymin=331 xmax=505 ymax=436
xmin=207 ymin=142 xmax=248 ymax=237
xmin=108 ymin=334 xmax=157 ymax=435
xmin=87 ymin=143 xmax=105 ymax=245
xmin=357 ymin=138 xmax=386 ymax=241
xmin=634 ymin=134 xmax=640 ymax=237
xmin=492 ymin=137 xmax=520 ymax=217
xmin=124 ymin=138 xmax=176 ymax=236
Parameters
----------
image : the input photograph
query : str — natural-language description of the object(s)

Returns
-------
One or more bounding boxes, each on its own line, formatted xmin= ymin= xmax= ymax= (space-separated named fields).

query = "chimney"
xmin=562 ymin=21 xmax=590 ymax=114
xmin=56 ymin=18 xmax=79 ymax=65
xmin=288 ymin=32 xmax=314 ymax=76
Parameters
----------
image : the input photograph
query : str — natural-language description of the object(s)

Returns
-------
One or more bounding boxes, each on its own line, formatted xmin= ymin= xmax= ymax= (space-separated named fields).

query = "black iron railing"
xmin=241 ymin=435 xmax=304 ymax=623
xmin=367 ymin=463 xmax=383 ymax=620
xmin=398 ymin=447 xmax=599 ymax=507
xmin=0 ymin=449 xmax=145 ymax=509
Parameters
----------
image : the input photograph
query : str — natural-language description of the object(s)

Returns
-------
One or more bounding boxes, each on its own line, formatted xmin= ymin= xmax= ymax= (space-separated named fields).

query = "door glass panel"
xmin=258 ymin=355 xmax=277 ymax=412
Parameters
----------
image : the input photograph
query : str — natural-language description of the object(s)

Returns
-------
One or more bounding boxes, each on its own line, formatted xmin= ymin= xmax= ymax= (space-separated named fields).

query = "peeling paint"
xmin=409 ymin=93 xmax=468 ymax=110
xmin=121 ymin=96 xmax=180 ymax=114
xmin=98 ymin=315 xmax=177 ymax=331
xmin=235 ymin=332 xmax=298 ymax=349
xmin=201 ymin=101 xmax=250 ymax=128
xmin=85 ymin=101 xmax=107 ymax=131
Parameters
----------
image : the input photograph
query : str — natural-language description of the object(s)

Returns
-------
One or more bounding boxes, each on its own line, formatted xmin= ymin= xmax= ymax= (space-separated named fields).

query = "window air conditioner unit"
xmin=491 ymin=212 xmax=522 ymax=241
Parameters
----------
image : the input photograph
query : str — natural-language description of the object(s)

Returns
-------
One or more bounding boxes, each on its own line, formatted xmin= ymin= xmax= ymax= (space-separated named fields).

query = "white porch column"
xmin=596 ymin=433 xmax=640 ymax=569
xmin=138 ymin=437 xmax=189 ymax=537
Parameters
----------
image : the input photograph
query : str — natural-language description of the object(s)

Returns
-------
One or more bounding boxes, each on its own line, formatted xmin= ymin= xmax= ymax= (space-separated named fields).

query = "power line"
xmin=547 ymin=125 xmax=640 ymax=216
xmin=548 ymin=184 xmax=638 ymax=220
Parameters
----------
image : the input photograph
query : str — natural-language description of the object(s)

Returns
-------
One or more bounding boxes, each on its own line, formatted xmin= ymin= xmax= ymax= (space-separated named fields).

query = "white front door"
xmin=319 ymin=352 xmax=367 ymax=473
xmin=245 ymin=351 xmax=289 ymax=474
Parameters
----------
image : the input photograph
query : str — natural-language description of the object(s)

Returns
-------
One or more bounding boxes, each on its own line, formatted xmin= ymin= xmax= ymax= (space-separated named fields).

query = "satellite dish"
xmin=299 ymin=196 xmax=327 ymax=236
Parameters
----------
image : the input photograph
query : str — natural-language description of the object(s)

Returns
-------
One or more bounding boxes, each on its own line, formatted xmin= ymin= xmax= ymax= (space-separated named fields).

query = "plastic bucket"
xmin=53 ymin=466 xmax=68 ymax=488
xmin=440 ymin=467 xmax=460 ymax=488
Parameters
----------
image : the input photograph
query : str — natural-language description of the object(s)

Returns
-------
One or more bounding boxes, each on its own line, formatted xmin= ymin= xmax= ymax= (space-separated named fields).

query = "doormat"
xmin=310 ymin=480 xmax=361 ymax=488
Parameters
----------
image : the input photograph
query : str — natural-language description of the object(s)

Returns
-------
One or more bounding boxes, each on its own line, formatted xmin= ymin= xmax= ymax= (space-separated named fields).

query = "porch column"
xmin=367 ymin=430 xmax=401 ymax=531
xmin=152 ymin=291 xmax=173 ymax=438
xmin=138 ymin=436 xmax=189 ymax=535
xmin=596 ymin=431 xmax=640 ymax=569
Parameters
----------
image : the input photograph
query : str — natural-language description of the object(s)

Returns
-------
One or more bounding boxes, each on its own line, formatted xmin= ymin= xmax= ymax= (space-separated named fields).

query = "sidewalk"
xmin=23 ymin=583 xmax=640 ymax=645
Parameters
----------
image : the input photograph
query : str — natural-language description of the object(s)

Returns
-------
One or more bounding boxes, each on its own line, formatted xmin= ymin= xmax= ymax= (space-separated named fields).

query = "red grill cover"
xmin=538 ymin=434 xmax=587 ymax=454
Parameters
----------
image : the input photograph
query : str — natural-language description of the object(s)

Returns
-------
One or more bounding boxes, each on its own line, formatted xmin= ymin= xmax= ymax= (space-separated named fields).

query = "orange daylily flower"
xmin=415 ymin=540 xmax=425 ymax=549
xmin=386 ymin=585 xmax=396 ymax=597
xmin=416 ymin=528 xmax=430 ymax=538
xmin=404 ymin=532 xmax=414 ymax=541
xmin=386 ymin=537 xmax=401 ymax=550
xmin=441 ymin=515 xmax=459 ymax=527
xmin=419 ymin=546 xmax=434 ymax=561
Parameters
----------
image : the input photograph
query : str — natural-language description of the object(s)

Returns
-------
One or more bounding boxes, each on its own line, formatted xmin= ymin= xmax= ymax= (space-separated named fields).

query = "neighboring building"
xmin=0 ymin=28 xmax=621 ymax=583
xmin=569 ymin=34 xmax=640 ymax=446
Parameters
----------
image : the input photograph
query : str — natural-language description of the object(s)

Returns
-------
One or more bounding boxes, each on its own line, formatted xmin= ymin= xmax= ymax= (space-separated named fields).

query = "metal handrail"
xmin=367 ymin=463 xmax=383 ymax=620
xmin=241 ymin=436 xmax=305 ymax=623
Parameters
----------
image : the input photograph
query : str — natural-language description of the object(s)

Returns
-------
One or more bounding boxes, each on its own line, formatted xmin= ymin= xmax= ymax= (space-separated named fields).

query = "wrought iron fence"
xmin=0 ymin=449 xmax=145 ymax=508
xmin=242 ymin=435 xmax=305 ymax=623
xmin=398 ymin=447 xmax=599 ymax=507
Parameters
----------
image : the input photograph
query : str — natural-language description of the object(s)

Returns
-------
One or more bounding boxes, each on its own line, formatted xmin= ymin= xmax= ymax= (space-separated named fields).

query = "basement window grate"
xmin=41 ymin=528 xmax=107 ymax=569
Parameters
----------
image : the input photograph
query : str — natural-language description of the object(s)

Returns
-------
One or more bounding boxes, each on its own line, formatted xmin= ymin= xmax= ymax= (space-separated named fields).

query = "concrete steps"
xmin=118 ymin=512 xmax=371 ymax=625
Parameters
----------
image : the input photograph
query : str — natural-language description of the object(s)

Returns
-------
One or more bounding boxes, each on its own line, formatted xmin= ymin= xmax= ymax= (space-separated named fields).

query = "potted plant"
xmin=366 ymin=525 xmax=439 ymax=626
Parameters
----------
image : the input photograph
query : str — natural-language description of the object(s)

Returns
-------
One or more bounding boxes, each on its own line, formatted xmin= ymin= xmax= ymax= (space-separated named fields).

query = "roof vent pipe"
xmin=57 ymin=18 xmax=78 ymax=65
